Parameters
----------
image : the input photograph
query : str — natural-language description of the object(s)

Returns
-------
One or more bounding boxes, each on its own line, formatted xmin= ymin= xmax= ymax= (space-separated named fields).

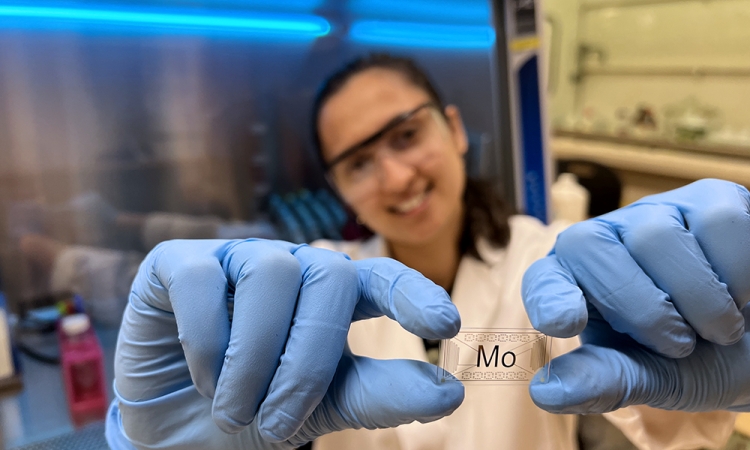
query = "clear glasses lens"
xmin=329 ymin=105 xmax=441 ymax=199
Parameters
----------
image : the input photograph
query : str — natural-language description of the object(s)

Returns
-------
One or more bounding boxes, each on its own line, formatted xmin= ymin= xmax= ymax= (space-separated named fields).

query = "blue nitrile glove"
xmin=522 ymin=179 xmax=750 ymax=413
xmin=107 ymin=239 xmax=463 ymax=450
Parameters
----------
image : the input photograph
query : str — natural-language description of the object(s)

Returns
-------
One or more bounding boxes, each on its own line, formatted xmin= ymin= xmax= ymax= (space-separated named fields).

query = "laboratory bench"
xmin=0 ymin=324 xmax=117 ymax=450
xmin=551 ymin=134 xmax=750 ymax=206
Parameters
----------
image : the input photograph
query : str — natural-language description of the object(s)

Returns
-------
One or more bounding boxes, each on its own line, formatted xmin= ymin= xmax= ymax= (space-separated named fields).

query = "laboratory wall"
xmin=545 ymin=0 xmax=750 ymax=208
xmin=548 ymin=0 xmax=750 ymax=147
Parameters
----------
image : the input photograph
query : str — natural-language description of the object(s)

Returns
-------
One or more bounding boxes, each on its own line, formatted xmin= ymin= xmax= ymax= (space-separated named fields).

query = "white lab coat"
xmin=313 ymin=215 xmax=736 ymax=450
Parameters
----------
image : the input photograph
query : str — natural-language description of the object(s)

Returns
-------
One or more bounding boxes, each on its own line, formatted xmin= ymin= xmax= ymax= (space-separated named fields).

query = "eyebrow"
xmin=324 ymin=101 xmax=432 ymax=170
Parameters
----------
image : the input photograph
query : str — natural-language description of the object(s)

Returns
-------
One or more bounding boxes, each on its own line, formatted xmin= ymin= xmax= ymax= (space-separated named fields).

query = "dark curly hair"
xmin=312 ymin=53 xmax=511 ymax=259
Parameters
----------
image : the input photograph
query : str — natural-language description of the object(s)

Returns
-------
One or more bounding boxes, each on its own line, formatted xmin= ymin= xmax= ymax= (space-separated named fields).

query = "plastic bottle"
xmin=58 ymin=313 xmax=107 ymax=426
xmin=551 ymin=173 xmax=590 ymax=223
xmin=0 ymin=291 xmax=14 ymax=380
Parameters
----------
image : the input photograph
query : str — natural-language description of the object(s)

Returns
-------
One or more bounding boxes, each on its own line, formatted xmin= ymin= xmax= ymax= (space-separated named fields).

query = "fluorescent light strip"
xmin=349 ymin=0 xmax=490 ymax=24
xmin=0 ymin=4 xmax=331 ymax=36
xmin=217 ymin=0 xmax=324 ymax=10
xmin=350 ymin=21 xmax=495 ymax=49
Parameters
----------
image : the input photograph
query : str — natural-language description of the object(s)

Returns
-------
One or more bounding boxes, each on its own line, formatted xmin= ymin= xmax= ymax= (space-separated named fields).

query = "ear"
xmin=443 ymin=105 xmax=469 ymax=156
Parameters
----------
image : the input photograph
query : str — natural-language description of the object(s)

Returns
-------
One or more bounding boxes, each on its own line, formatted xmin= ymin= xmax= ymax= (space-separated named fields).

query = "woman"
xmin=308 ymin=54 xmax=734 ymax=450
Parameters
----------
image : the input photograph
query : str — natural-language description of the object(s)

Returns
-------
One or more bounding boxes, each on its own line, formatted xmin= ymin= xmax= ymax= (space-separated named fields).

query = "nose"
xmin=376 ymin=152 xmax=416 ymax=195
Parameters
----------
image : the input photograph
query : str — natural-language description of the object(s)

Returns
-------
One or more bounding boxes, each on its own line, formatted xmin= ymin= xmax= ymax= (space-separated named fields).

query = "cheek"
xmin=427 ymin=151 xmax=466 ymax=197
xmin=349 ymin=196 xmax=381 ymax=222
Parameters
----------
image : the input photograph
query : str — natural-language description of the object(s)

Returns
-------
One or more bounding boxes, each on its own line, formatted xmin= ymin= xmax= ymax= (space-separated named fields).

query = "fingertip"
xmin=527 ymin=291 xmax=587 ymax=338
xmin=648 ymin=324 xmax=696 ymax=359
xmin=256 ymin=394 xmax=305 ymax=443
xmin=522 ymin=256 xmax=587 ymax=337
xmin=528 ymin=350 xmax=622 ymax=415
xmin=529 ymin=376 xmax=602 ymax=415
xmin=356 ymin=258 xmax=460 ymax=339
xmin=430 ymin=377 xmax=465 ymax=420
xmin=725 ymin=328 xmax=745 ymax=346
xmin=712 ymin=316 xmax=745 ymax=346
xmin=529 ymin=371 xmax=567 ymax=414
xmin=419 ymin=301 xmax=461 ymax=340
xmin=256 ymin=419 xmax=289 ymax=444
xmin=690 ymin=293 xmax=745 ymax=346
xmin=414 ymin=363 xmax=465 ymax=422
xmin=211 ymin=407 xmax=249 ymax=435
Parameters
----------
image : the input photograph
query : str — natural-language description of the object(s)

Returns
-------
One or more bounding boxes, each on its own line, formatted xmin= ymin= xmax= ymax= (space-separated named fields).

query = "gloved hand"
xmin=109 ymin=239 xmax=463 ymax=450
xmin=522 ymin=179 xmax=750 ymax=413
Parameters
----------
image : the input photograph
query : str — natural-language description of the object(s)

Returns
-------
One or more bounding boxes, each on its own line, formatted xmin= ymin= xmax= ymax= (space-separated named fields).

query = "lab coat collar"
xmin=474 ymin=236 xmax=506 ymax=266
xmin=358 ymin=234 xmax=389 ymax=259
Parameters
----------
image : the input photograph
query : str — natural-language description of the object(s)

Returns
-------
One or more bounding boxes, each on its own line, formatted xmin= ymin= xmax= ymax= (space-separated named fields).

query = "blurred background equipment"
xmin=545 ymin=0 xmax=750 ymax=208
xmin=57 ymin=313 xmax=106 ymax=427
xmin=0 ymin=278 xmax=21 ymax=398
xmin=0 ymin=0 xmax=551 ymax=447
xmin=556 ymin=159 xmax=621 ymax=218
xmin=550 ymin=172 xmax=589 ymax=223
xmin=0 ymin=0 xmax=550 ymax=320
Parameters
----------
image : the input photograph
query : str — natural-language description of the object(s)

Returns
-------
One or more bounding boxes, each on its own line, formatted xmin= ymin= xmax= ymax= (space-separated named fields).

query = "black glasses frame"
xmin=323 ymin=101 xmax=437 ymax=173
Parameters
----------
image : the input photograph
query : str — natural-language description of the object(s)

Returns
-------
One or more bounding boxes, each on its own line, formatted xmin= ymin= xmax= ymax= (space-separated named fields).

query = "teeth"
xmin=395 ymin=191 xmax=427 ymax=213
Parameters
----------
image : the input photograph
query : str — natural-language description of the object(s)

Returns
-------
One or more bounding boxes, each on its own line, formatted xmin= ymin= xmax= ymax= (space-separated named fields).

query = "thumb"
xmin=522 ymin=255 xmax=588 ymax=338
xmin=529 ymin=344 xmax=679 ymax=414
xmin=288 ymin=352 xmax=464 ymax=447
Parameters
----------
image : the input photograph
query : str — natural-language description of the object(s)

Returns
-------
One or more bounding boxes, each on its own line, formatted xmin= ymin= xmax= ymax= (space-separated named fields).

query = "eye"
xmin=345 ymin=152 xmax=375 ymax=175
xmin=392 ymin=127 xmax=419 ymax=150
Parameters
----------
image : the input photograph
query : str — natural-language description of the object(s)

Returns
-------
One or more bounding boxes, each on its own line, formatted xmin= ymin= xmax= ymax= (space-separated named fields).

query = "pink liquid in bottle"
xmin=58 ymin=314 xmax=107 ymax=426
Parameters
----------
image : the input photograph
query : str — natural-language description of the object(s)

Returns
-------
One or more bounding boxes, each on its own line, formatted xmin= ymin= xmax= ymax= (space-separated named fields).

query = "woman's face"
xmin=318 ymin=68 xmax=468 ymax=246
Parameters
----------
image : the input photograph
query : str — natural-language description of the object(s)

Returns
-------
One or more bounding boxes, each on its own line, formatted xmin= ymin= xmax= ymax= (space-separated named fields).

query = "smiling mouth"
xmin=390 ymin=184 xmax=433 ymax=215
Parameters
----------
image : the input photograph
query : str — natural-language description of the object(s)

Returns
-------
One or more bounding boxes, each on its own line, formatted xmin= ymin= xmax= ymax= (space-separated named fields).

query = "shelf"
xmin=581 ymin=65 xmax=750 ymax=78
xmin=554 ymin=130 xmax=750 ymax=159
xmin=581 ymin=0 xmax=736 ymax=12
xmin=551 ymin=134 xmax=750 ymax=187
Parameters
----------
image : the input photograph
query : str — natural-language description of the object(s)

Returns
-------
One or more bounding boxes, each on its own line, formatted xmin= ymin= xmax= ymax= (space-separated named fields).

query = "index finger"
xmin=555 ymin=220 xmax=696 ymax=358
xmin=648 ymin=179 xmax=750 ymax=310
xmin=609 ymin=202 xmax=744 ymax=345
xmin=354 ymin=257 xmax=461 ymax=340
xmin=522 ymin=254 xmax=588 ymax=338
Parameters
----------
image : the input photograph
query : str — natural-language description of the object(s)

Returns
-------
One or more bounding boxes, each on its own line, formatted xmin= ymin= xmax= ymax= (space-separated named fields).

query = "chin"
xmin=386 ymin=221 xmax=444 ymax=247
xmin=375 ymin=200 xmax=456 ymax=246
xmin=393 ymin=233 xmax=434 ymax=247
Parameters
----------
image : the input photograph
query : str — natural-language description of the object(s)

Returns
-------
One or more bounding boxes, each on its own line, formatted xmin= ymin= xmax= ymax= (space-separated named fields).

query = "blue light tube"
xmin=0 ymin=4 xmax=331 ymax=36
xmin=349 ymin=0 xmax=490 ymax=25
xmin=219 ymin=0 xmax=325 ymax=11
xmin=350 ymin=20 xmax=495 ymax=49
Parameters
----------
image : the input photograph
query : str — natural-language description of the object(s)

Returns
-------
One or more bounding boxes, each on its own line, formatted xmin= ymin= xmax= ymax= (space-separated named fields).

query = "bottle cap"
xmin=558 ymin=173 xmax=578 ymax=184
xmin=61 ymin=313 xmax=90 ymax=337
